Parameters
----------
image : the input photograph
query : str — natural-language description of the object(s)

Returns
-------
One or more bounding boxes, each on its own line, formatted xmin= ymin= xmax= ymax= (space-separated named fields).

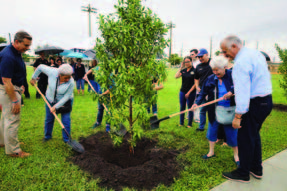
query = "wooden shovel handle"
xmin=169 ymin=97 xmax=225 ymax=118
xmin=34 ymin=85 xmax=66 ymax=129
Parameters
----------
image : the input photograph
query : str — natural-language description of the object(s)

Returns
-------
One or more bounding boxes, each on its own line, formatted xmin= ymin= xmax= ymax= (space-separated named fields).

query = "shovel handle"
xmin=34 ymin=85 xmax=66 ymax=130
xmin=169 ymin=97 xmax=225 ymax=118
xmin=85 ymin=78 xmax=110 ymax=113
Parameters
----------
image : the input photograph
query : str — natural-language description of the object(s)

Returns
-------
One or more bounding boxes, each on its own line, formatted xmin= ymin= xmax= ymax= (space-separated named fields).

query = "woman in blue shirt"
xmin=30 ymin=64 xmax=74 ymax=143
xmin=193 ymin=56 xmax=239 ymax=166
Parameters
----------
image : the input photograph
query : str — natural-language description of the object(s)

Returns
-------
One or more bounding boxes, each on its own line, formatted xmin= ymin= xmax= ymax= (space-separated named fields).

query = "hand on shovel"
xmin=50 ymin=106 xmax=56 ymax=113
xmin=30 ymin=79 xmax=37 ymax=86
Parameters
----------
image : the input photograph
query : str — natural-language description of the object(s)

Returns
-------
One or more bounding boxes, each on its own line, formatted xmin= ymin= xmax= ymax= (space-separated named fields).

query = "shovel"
xmin=150 ymin=97 xmax=225 ymax=129
xmin=34 ymin=85 xmax=85 ymax=153
xmin=85 ymin=79 xmax=127 ymax=136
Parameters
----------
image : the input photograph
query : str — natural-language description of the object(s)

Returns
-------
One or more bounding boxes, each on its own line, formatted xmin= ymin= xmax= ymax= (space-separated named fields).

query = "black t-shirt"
xmin=194 ymin=59 xmax=213 ymax=88
xmin=180 ymin=67 xmax=195 ymax=93
xmin=74 ymin=64 xmax=86 ymax=80
xmin=87 ymin=66 xmax=95 ymax=80
xmin=33 ymin=58 xmax=49 ymax=83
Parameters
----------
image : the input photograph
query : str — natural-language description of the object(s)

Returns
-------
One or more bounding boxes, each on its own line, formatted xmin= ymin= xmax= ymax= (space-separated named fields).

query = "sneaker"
xmin=222 ymin=170 xmax=250 ymax=183
xmin=250 ymin=169 xmax=263 ymax=179
xmin=91 ymin=122 xmax=101 ymax=129
xmin=106 ymin=125 xmax=110 ymax=132
xmin=196 ymin=128 xmax=204 ymax=131
xmin=42 ymin=138 xmax=51 ymax=143
xmin=8 ymin=151 xmax=31 ymax=158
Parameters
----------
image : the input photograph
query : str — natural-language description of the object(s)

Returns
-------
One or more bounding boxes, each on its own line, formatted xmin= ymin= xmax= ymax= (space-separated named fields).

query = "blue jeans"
xmin=96 ymin=101 xmax=110 ymax=131
xmin=179 ymin=91 xmax=196 ymax=126
xmin=199 ymin=97 xmax=208 ymax=130
xmin=76 ymin=79 xmax=85 ymax=90
xmin=44 ymin=104 xmax=71 ymax=143
xmin=147 ymin=104 xmax=157 ymax=114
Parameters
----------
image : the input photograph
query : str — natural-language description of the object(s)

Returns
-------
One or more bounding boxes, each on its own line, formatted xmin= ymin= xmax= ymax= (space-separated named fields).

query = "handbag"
xmin=53 ymin=77 xmax=72 ymax=114
xmin=214 ymin=82 xmax=235 ymax=125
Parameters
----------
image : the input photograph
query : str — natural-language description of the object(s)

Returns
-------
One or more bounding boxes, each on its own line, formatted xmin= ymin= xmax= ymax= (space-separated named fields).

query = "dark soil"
xmin=69 ymin=132 xmax=181 ymax=191
xmin=273 ymin=104 xmax=287 ymax=112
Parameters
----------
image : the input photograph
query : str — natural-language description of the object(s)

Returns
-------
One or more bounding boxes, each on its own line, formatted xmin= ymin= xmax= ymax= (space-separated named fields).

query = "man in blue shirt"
xmin=220 ymin=36 xmax=273 ymax=182
xmin=0 ymin=31 xmax=32 ymax=158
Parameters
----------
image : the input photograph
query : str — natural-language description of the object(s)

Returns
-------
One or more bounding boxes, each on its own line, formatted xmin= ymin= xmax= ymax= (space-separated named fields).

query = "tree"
xmin=168 ymin=53 xmax=182 ymax=65
xmin=276 ymin=44 xmax=287 ymax=98
xmin=0 ymin=36 xmax=7 ymax=44
xmin=215 ymin=50 xmax=221 ymax=56
xmin=94 ymin=0 xmax=169 ymax=150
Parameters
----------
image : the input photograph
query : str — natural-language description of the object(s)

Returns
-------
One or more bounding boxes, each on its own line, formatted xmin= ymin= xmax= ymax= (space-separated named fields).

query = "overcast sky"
xmin=1 ymin=0 xmax=287 ymax=61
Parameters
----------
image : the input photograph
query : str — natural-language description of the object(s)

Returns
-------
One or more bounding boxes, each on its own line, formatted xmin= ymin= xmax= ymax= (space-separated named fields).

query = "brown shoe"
xmin=0 ymin=144 xmax=4 ymax=147
xmin=8 ymin=151 xmax=31 ymax=158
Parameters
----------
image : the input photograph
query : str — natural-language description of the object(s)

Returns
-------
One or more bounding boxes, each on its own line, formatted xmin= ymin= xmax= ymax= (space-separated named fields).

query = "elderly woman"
xmin=192 ymin=56 xmax=239 ymax=165
xmin=30 ymin=64 xmax=74 ymax=143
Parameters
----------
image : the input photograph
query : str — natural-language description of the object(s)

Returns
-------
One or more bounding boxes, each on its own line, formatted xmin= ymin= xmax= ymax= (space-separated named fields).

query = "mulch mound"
xmin=69 ymin=132 xmax=181 ymax=191
xmin=273 ymin=104 xmax=287 ymax=112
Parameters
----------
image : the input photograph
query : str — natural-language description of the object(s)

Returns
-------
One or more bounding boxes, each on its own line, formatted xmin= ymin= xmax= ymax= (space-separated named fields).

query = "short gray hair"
xmin=58 ymin=64 xmax=73 ymax=76
xmin=210 ymin=56 xmax=229 ymax=69
xmin=14 ymin=31 xmax=32 ymax=42
xmin=221 ymin=35 xmax=242 ymax=49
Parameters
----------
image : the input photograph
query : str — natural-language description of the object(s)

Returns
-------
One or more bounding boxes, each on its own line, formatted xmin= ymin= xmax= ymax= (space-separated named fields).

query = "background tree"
xmin=94 ymin=0 xmax=169 ymax=149
xmin=168 ymin=53 xmax=182 ymax=66
xmin=0 ymin=36 xmax=7 ymax=44
xmin=276 ymin=44 xmax=287 ymax=98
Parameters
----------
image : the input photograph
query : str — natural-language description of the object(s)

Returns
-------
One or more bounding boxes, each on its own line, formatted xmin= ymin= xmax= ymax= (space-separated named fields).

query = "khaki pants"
xmin=0 ymin=85 xmax=22 ymax=154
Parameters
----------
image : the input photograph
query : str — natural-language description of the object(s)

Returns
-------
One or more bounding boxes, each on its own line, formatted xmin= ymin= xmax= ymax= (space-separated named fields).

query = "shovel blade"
xmin=115 ymin=123 xmax=127 ymax=136
xmin=150 ymin=115 xmax=159 ymax=130
xmin=67 ymin=140 xmax=85 ymax=153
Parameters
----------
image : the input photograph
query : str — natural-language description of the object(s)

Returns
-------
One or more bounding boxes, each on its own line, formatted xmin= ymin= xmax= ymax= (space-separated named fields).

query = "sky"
xmin=1 ymin=0 xmax=287 ymax=61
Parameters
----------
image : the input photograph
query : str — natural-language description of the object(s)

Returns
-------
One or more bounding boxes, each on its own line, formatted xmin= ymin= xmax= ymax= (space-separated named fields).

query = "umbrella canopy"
xmin=260 ymin=51 xmax=271 ymax=62
xmin=59 ymin=49 xmax=74 ymax=57
xmin=83 ymin=49 xmax=96 ymax=59
xmin=65 ymin=52 xmax=88 ymax=59
xmin=0 ymin=43 xmax=9 ymax=52
xmin=35 ymin=46 xmax=64 ymax=55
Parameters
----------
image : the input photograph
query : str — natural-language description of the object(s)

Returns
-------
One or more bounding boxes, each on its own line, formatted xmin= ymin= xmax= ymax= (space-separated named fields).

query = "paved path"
xmin=211 ymin=149 xmax=287 ymax=191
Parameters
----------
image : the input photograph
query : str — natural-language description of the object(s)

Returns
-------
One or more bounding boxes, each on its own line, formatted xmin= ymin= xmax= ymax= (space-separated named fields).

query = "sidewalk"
xmin=211 ymin=149 xmax=287 ymax=191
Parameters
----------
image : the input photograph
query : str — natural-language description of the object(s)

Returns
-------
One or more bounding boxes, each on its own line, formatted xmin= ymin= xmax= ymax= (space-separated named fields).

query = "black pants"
xmin=237 ymin=95 xmax=272 ymax=176
xmin=23 ymin=77 xmax=30 ymax=98
xmin=217 ymin=124 xmax=227 ymax=142
xmin=36 ymin=82 xmax=48 ymax=98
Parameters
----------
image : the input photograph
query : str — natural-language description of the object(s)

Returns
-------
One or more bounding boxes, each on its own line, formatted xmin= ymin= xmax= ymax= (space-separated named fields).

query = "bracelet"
xmin=12 ymin=100 xmax=19 ymax=104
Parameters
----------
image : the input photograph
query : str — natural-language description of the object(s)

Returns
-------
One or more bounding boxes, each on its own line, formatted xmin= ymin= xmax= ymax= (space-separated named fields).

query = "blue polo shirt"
xmin=0 ymin=44 xmax=26 ymax=87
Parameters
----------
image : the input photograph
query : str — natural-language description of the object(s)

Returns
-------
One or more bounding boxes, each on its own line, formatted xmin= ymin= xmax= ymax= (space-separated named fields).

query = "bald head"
xmin=220 ymin=35 xmax=243 ymax=60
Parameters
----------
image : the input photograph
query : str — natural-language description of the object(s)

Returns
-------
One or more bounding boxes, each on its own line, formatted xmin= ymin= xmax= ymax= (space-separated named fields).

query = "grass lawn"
xmin=0 ymin=66 xmax=286 ymax=191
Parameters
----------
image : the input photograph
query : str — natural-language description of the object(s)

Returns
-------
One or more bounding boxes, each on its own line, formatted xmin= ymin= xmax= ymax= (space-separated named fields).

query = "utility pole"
xmin=256 ymin=41 xmax=259 ymax=50
xmin=81 ymin=4 xmax=97 ymax=37
xmin=210 ymin=36 xmax=212 ymax=58
xmin=167 ymin=21 xmax=175 ymax=59
xmin=9 ymin=33 xmax=11 ymax=43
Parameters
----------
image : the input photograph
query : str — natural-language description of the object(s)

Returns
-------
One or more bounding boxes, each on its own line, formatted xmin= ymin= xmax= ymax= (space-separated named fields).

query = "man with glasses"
xmin=0 ymin=31 xmax=32 ymax=158
xmin=194 ymin=48 xmax=213 ymax=131
xmin=190 ymin=49 xmax=201 ymax=69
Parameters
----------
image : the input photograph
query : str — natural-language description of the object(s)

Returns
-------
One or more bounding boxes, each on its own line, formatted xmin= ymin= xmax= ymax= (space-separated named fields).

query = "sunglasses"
xmin=197 ymin=56 xmax=203 ymax=58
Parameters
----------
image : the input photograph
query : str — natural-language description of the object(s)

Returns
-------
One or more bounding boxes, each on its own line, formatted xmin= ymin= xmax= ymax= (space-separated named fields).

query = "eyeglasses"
xmin=197 ymin=56 xmax=203 ymax=58
xmin=184 ymin=61 xmax=191 ymax=63
xmin=190 ymin=54 xmax=195 ymax=56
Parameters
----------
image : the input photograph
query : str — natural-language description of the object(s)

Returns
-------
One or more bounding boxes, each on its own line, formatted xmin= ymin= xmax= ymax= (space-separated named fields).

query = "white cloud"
xmin=0 ymin=0 xmax=286 ymax=61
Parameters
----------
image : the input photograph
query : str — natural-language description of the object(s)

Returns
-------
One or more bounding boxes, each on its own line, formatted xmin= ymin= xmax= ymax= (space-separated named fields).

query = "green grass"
xmin=0 ymin=67 xmax=286 ymax=191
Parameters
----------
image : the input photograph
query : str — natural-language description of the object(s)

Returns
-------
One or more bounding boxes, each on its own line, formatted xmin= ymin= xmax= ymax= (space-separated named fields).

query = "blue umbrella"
xmin=65 ymin=52 xmax=88 ymax=58
xmin=60 ymin=50 xmax=74 ymax=57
